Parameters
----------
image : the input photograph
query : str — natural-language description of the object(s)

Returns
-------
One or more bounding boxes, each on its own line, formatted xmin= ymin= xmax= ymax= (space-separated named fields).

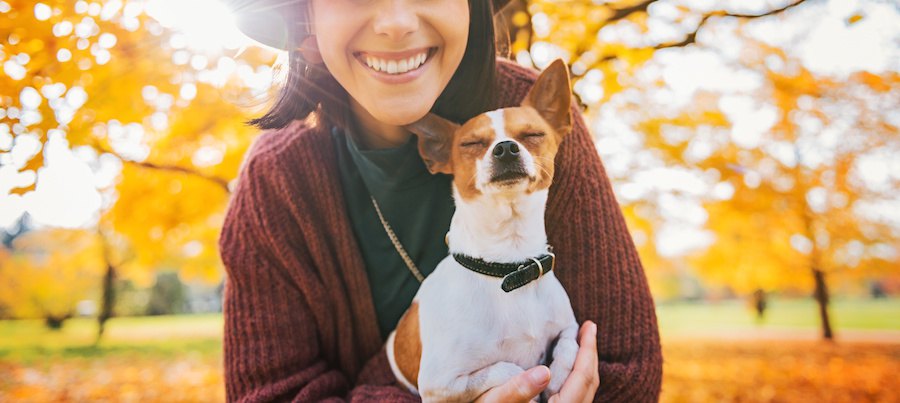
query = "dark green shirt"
xmin=331 ymin=126 xmax=455 ymax=340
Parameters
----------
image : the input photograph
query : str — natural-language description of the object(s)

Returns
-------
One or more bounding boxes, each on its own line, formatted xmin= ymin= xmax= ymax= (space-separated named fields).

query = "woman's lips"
xmin=354 ymin=47 xmax=437 ymax=83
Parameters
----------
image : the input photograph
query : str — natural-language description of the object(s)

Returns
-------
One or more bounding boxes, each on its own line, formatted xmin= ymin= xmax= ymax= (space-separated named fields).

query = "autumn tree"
xmin=689 ymin=44 xmax=899 ymax=339
xmin=604 ymin=22 xmax=898 ymax=339
xmin=1 ymin=0 xmax=275 ymax=336
xmin=0 ymin=227 xmax=105 ymax=328
xmin=502 ymin=0 xmax=898 ymax=339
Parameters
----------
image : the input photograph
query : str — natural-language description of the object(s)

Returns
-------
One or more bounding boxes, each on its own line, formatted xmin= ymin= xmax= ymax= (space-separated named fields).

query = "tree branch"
xmin=608 ymin=0 xmax=659 ymax=23
xmin=655 ymin=0 xmax=810 ymax=50
xmin=590 ymin=0 xmax=811 ymax=65
xmin=94 ymin=144 xmax=232 ymax=193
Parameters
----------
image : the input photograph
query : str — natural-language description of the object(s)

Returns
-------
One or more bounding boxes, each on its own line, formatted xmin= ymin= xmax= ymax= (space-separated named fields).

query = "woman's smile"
xmin=353 ymin=47 xmax=438 ymax=84
xmin=312 ymin=0 xmax=469 ymax=127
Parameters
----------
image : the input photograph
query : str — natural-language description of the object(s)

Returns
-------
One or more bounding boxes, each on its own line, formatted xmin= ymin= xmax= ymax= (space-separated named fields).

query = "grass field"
xmin=0 ymin=315 xmax=225 ymax=402
xmin=0 ymin=314 xmax=223 ymax=363
xmin=656 ymin=297 xmax=900 ymax=340
xmin=0 ymin=298 xmax=897 ymax=402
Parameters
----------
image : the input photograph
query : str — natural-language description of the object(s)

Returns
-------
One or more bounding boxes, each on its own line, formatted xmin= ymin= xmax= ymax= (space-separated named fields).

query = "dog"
xmin=385 ymin=59 xmax=579 ymax=403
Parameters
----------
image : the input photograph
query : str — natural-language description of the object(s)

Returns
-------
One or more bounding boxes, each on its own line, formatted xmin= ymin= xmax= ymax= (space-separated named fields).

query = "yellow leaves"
xmin=846 ymin=13 xmax=864 ymax=25
xmin=0 ymin=0 xmax=278 ymax=299
xmin=104 ymin=164 xmax=229 ymax=285
xmin=637 ymin=108 xmax=729 ymax=163
xmin=689 ymin=199 xmax=812 ymax=295
xmin=621 ymin=203 xmax=681 ymax=298
xmin=0 ymin=356 xmax=226 ymax=402
xmin=512 ymin=11 xmax=530 ymax=28
xmin=8 ymin=182 xmax=36 ymax=196
xmin=662 ymin=341 xmax=900 ymax=403
xmin=0 ymin=229 xmax=105 ymax=319
xmin=8 ymin=149 xmax=44 ymax=195
xmin=853 ymin=71 xmax=895 ymax=93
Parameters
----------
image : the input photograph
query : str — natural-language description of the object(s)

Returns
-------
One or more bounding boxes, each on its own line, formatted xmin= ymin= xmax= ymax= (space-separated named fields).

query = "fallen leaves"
xmin=1 ymin=339 xmax=895 ymax=402
xmin=0 ymin=355 xmax=223 ymax=402
xmin=662 ymin=340 xmax=900 ymax=402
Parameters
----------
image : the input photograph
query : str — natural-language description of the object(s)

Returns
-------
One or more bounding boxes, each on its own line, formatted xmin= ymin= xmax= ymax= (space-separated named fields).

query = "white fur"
xmin=486 ymin=109 xmax=508 ymax=141
xmin=386 ymin=116 xmax=579 ymax=401
xmin=477 ymin=109 xmax=537 ymax=190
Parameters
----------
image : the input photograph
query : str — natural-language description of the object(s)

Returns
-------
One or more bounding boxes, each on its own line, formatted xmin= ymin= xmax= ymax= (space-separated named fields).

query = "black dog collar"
xmin=452 ymin=247 xmax=556 ymax=292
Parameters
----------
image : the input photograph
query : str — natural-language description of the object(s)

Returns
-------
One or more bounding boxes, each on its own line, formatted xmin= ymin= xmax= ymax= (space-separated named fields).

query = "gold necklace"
xmin=370 ymin=196 xmax=425 ymax=283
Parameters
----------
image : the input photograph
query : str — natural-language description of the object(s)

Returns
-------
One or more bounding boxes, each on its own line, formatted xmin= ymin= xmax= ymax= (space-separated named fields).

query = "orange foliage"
xmin=662 ymin=340 xmax=900 ymax=402
xmin=0 ymin=356 xmax=223 ymax=402
xmin=1 ymin=0 xmax=278 ymax=301
xmin=2 ymin=340 xmax=896 ymax=402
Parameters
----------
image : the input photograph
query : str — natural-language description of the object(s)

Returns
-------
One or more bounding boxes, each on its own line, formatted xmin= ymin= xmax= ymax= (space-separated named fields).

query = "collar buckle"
xmin=503 ymin=262 xmax=532 ymax=284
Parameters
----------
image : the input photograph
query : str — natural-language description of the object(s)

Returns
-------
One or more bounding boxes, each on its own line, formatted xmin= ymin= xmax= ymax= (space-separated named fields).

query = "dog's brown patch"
xmin=394 ymin=301 xmax=422 ymax=388
xmin=502 ymin=107 xmax=564 ymax=194
xmin=450 ymin=115 xmax=495 ymax=200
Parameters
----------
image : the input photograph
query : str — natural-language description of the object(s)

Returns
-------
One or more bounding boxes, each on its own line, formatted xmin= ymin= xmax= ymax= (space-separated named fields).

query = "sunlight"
xmin=144 ymin=0 xmax=250 ymax=52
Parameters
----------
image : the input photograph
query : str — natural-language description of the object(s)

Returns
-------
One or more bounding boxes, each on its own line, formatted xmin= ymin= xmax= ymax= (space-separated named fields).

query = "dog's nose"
xmin=492 ymin=141 xmax=520 ymax=163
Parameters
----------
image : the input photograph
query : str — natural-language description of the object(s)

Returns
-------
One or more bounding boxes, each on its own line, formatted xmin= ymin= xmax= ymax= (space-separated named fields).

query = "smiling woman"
xmin=227 ymin=0 xmax=501 ymax=134
xmin=217 ymin=0 xmax=662 ymax=402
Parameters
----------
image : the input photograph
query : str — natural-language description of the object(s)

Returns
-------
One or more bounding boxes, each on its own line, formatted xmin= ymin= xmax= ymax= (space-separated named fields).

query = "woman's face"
xmin=311 ymin=0 xmax=469 ymax=126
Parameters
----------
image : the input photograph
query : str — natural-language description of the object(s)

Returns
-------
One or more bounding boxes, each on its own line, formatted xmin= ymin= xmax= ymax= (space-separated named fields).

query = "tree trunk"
xmin=812 ymin=268 xmax=834 ymax=340
xmin=97 ymin=261 xmax=116 ymax=342
xmin=45 ymin=313 xmax=71 ymax=330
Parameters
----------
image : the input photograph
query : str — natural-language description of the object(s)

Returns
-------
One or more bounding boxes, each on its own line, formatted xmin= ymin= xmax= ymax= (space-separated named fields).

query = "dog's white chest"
xmin=415 ymin=257 xmax=574 ymax=370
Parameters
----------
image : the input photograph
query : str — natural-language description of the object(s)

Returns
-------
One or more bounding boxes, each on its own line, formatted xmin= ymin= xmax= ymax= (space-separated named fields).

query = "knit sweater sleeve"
xmin=219 ymin=136 xmax=418 ymax=402
xmin=546 ymin=105 xmax=663 ymax=402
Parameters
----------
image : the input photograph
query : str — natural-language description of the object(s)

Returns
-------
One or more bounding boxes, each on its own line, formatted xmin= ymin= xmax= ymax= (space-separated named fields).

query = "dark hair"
xmin=248 ymin=0 xmax=498 ymax=130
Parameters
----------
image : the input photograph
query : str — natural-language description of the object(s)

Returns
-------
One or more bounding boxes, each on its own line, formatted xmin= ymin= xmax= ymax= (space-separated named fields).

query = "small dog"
xmin=387 ymin=59 xmax=579 ymax=402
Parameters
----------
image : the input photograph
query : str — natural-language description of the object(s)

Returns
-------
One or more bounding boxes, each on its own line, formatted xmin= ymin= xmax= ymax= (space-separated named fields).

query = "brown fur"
xmin=501 ymin=107 xmax=564 ymax=194
xmin=393 ymin=301 xmax=422 ymax=388
xmin=448 ymin=115 xmax=493 ymax=200
xmin=405 ymin=59 xmax=573 ymax=202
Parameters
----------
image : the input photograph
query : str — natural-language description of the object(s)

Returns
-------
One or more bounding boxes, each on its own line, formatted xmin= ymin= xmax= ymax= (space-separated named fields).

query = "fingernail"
xmin=590 ymin=321 xmax=598 ymax=334
xmin=528 ymin=366 xmax=551 ymax=385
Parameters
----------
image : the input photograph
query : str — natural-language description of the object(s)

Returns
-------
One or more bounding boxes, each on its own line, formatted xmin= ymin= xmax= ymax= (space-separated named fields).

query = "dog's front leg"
xmin=543 ymin=322 xmax=579 ymax=399
xmin=418 ymin=361 xmax=525 ymax=403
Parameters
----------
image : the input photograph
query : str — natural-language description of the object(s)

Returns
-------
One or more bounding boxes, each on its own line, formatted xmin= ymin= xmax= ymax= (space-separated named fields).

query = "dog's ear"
xmin=522 ymin=59 xmax=572 ymax=139
xmin=405 ymin=113 xmax=459 ymax=175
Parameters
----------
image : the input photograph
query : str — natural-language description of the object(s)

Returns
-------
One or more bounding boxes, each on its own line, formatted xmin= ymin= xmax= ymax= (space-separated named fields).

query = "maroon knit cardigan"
xmin=218 ymin=59 xmax=662 ymax=402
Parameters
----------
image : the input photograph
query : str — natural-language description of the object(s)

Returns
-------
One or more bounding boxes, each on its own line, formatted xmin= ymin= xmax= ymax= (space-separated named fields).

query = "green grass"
xmin=656 ymin=297 xmax=900 ymax=335
xmin=0 ymin=314 xmax=223 ymax=364
xmin=1 ymin=298 xmax=897 ymax=364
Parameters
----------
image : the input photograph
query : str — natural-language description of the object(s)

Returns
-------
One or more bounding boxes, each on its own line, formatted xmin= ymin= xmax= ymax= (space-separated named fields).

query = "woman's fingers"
xmin=549 ymin=321 xmax=600 ymax=403
xmin=474 ymin=365 xmax=550 ymax=403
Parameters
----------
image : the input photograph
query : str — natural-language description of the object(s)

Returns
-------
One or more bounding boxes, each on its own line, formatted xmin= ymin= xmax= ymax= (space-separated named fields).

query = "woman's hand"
xmin=547 ymin=321 xmax=600 ymax=403
xmin=473 ymin=321 xmax=599 ymax=403
xmin=473 ymin=365 xmax=551 ymax=403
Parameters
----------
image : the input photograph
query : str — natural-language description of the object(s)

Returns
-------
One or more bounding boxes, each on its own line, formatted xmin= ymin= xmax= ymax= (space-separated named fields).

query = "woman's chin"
xmin=367 ymin=103 xmax=437 ymax=126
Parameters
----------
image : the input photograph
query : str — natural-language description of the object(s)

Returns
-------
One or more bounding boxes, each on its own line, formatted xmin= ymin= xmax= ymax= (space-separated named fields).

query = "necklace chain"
xmin=370 ymin=196 xmax=426 ymax=283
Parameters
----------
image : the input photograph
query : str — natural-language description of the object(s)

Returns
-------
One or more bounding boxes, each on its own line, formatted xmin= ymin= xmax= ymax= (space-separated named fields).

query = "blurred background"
xmin=0 ymin=0 xmax=897 ymax=401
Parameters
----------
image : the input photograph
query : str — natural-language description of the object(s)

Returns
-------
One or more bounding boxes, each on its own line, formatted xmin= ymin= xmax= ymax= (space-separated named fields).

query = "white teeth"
xmin=363 ymin=51 xmax=429 ymax=75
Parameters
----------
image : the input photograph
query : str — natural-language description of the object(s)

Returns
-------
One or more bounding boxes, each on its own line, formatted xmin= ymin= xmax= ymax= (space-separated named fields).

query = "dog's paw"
xmin=545 ymin=337 xmax=578 ymax=397
xmin=487 ymin=361 xmax=526 ymax=386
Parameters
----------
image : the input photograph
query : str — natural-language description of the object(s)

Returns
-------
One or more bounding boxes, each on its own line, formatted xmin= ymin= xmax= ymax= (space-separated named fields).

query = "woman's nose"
xmin=372 ymin=0 xmax=419 ymax=41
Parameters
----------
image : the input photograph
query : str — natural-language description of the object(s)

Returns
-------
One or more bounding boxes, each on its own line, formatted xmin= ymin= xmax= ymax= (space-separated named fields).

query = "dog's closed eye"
xmin=461 ymin=140 xmax=487 ymax=148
